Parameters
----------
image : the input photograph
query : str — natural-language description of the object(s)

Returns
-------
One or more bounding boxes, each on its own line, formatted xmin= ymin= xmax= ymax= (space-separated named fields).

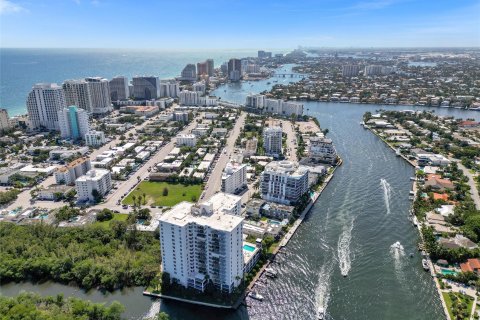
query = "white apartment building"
xmin=85 ymin=77 xmax=112 ymax=114
xmin=0 ymin=109 xmax=10 ymax=132
xmin=63 ymin=79 xmax=93 ymax=112
xmin=27 ymin=83 xmax=67 ymax=131
xmin=85 ymin=130 xmax=106 ymax=146
xmin=109 ymin=76 xmax=129 ymax=101
xmin=245 ymin=95 xmax=303 ymax=116
xmin=364 ymin=65 xmax=383 ymax=76
xmin=75 ymin=169 xmax=112 ymax=202
xmin=193 ymin=81 xmax=206 ymax=94
xmin=245 ymin=94 xmax=265 ymax=109
xmin=221 ymin=162 xmax=247 ymax=195
xmin=261 ymin=160 xmax=309 ymax=205
xmin=132 ymin=76 xmax=161 ymax=100
xmin=263 ymin=126 xmax=283 ymax=157
xmin=160 ymin=80 xmax=180 ymax=98
xmin=179 ymin=90 xmax=201 ymax=106
xmin=176 ymin=134 xmax=197 ymax=147
xmin=55 ymin=157 xmax=92 ymax=185
xmin=58 ymin=106 xmax=90 ymax=140
xmin=308 ymin=137 xmax=338 ymax=164
xmin=342 ymin=65 xmax=360 ymax=77
xmin=160 ymin=193 xmax=244 ymax=293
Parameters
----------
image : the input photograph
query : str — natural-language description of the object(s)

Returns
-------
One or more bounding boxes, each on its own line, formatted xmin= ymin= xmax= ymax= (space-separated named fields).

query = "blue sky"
xmin=0 ymin=0 xmax=479 ymax=48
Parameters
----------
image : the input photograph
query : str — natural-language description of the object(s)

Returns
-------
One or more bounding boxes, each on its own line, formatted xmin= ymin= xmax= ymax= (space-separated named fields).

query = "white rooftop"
xmin=161 ymin=201 xmax=243 ymax=232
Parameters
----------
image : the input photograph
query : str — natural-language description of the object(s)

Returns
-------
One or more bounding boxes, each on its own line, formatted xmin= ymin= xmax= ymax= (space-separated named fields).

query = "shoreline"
xmin=364 ymin=124 xmax=450 ymax=320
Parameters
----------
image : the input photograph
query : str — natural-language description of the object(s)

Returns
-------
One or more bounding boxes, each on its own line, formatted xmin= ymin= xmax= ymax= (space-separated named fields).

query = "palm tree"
xmin=142 ymin=193 xmax=146 ymax=205
xmin=132 ymin=195 xmax=136 ymax=208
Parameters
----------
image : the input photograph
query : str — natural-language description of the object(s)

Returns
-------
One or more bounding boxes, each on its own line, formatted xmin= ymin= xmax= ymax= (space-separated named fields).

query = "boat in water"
xmin=248 ymin=291 xmax=264 ymax=301
xmin=317 ymin=307 xmax=325 ymax=320
xmin=422 ymin=259 xmax=430 ymax=271
xmin=265 ymin=267 xmax=278 ymax=278
xmin=396 ymin=149 xmax=401 ymax=156
xmin=391 ymin=241 xmax=402 ymax=250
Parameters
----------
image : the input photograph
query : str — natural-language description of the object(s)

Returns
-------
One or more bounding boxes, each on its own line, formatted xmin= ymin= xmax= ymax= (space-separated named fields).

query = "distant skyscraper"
xmin=342 ymin=65 xmax=360 ymax=77
xmin=206 ymin=59 xmax=214 ymax=76
xmin=364 ymin=65 xmax=383 ymax=76
xmin=197 ymin=61 xmax=208 ymax=77
xmin=63 ymin=79 xmax=93 ymax=112
xmin=160 ymin=80 xmax=180 ymax=98
xmin=27 ymin=83 xmax=67 ymax=130
xmin=84 ymin=77 xmax=112 ymax=114
xmin=180 ymin=64 xmax=197 ymax=82
xmin=258 ymin=50 xmax=272 ymax=59
xmin=227 ymin=58 xmax=242 ymax=82
xmin=0 ymin=109 xmax=10 ymax=132
xmin=132 ymin=76 xmax=161 ymax=100
xmin=63 ymin=77 xmax=112 ymax=114
xmin=109 ymin=76 xmax=129 ymax=101
xmin=58 ymin=105 xmax=90 ymax=140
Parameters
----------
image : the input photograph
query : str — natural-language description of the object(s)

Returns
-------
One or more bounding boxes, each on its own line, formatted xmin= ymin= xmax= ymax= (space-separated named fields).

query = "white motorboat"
xmin=265 ymin=267 xmax=278 ymax=278
xmin=248 ymin=291 xmax=264 ymax=301
xmin=317 ymin=307 xmax=325 ymax=320
xmin=422 ymin=259 xmax=430 ymax=271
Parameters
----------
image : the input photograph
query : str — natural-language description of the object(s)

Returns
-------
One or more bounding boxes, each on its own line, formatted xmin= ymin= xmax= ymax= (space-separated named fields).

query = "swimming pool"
xmin=243 ymin=244 xmax=256 ymax=252
xmin=268 ymin=219 xmax=281 ymax=225
xmin=441 ymin=269 xmax=457 ymax=276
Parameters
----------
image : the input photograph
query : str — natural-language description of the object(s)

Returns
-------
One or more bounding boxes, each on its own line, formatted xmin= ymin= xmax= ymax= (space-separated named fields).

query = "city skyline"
xmin=0 ymin=0 xmax=479 ymax=48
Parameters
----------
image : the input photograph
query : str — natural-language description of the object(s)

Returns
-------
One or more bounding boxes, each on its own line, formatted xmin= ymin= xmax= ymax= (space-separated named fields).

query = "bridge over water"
xmin=271 ymin=73 xmax=308 ymax=78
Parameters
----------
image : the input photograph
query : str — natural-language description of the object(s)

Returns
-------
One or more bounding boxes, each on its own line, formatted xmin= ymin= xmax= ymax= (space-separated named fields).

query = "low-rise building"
xmin=221 ymin=162 xmax=247 ymax=195
xmin=85 ymin=130 xmax=106 ymax=146
xmin=176 ymin=134 xmax=197 ymax=147
xmin=308 ymin=137 xmax=337 ymax=164
xmin=55 ymin=157 xmax=91 ymax=185
xmin=75 ymin=169 xmax=112 ymax=202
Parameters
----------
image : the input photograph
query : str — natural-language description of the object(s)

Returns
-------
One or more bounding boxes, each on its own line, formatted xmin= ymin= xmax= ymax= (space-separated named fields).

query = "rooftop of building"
xmin=58 ymin=157 xmax=90 ymax=172
xmin=264 ymin=160 xmax=308 ymax=177
xmin=76 ymin=169 xmax=110 ymax=182
xmin=160 ymin=200 xmax=243 ymax=232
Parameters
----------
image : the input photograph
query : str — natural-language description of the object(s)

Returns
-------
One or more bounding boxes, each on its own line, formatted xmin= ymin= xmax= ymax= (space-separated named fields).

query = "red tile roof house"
xmin=424 ymin=174 xmax=454 ymax=191
xmin=460 ymin=259 xmax=480 ymax=275
xmin=458 ymin=120 xmax=480 ymax=128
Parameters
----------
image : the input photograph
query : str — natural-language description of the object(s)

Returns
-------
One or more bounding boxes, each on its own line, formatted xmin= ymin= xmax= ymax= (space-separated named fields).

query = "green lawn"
xmin=94 ymin=213 xmax=128 ymax=228
xmin=123 ymin=181 xmax=202 ymax=207
xmin=442 ymin=291 xmax=474 ymax=320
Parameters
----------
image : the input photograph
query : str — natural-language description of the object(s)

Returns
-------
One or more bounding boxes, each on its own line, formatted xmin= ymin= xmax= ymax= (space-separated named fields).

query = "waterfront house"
xmin=439 ymin=235 xmax=478 ymax=250
xmin=424 ymin=174 xmax=454 ymax=191
xmin=460 ymin=259 xmax=480 ymax=275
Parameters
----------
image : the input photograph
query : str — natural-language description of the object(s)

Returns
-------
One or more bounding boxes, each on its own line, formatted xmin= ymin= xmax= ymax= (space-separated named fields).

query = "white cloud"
xmin=0 ymin=0 xmax=26 ymax=15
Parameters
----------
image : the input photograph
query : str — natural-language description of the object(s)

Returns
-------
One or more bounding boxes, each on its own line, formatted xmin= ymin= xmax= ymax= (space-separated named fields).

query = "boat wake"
xmin=380 ymin=178 xmax=392 ymax=214
xmin=338 ymin=219 xmax=354 ymax=277
xmin=142 ymin=300 xmax=160 ymax=319
xmin=315 ymin=261 xmax=334 ymax=316
xmin=390 ymin=241 xmax=407 ymax=283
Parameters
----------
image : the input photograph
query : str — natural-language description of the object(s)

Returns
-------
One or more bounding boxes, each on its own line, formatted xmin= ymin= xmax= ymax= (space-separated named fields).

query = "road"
xmin=4 ymin=115 xmax=200 ymax=212
xmin=96 ymin=115 xmax=201 ymax=211
xmin=457 ymin=161 xmax=480 ymax=210
xmin=201 ymin=112 xmax=246 ymax=200
xmin=281 ymin=119 xmax=298 ymax=162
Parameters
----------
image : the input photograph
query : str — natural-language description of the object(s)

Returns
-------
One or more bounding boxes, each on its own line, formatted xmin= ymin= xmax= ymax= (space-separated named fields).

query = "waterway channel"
xmin=2 ymin=65 xmax=480 ymax=319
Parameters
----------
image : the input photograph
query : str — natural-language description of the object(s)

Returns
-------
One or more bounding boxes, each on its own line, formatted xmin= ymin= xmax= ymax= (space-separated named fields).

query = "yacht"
xmin=248 ymin=291 xmax=264 ymax=301
xmin=422 ymin=259 xmax=430 ymax=271
xmin=265 ymin=267 xmax=278 ymax=278
xmin=317 ymin=307 xmax=325 ymax=320
xmin=396 ymin=149 xmax=401 ymax=156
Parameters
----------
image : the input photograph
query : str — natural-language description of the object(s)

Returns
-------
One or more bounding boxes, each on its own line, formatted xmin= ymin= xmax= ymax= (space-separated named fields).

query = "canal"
xmin=2 ymin=65 xmax=480 ymax=319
